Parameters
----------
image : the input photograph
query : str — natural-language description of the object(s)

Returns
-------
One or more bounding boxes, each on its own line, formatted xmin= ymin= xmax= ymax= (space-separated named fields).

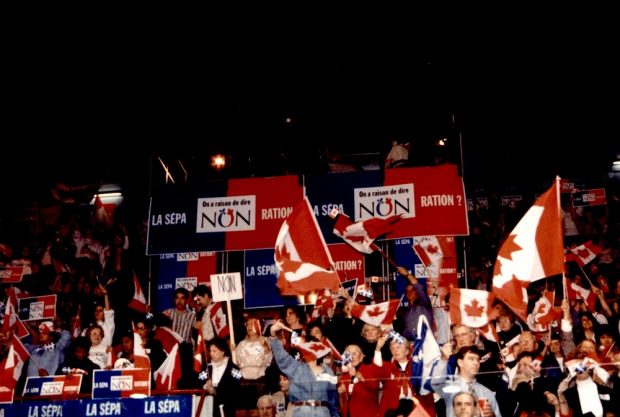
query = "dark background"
xmin=3 ymin=9 xmax=619 ymax=224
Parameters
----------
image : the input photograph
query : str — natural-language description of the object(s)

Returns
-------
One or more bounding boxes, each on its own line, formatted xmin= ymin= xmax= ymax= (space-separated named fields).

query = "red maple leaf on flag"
xmin=464 ymin=299 xmax=484 ymax=318
xmin=500 ymin=234 xmax=522 ymax=261
xmin=309 ymin=343 xmax=326 ymax=353
xmin=576 ymin=248 xmax=591 ymax=258
xmin=426 ymin=244 xmax=440 ymax=255
xmin=366 ymin=306 xmax=385 ymax=317
xmin=214 ymin=315 xmax=222 ymax=329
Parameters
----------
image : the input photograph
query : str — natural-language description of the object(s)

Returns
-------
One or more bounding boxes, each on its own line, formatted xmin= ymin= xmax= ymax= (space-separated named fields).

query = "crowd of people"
xmin=0 ymin=182 xmax=619 ymax=417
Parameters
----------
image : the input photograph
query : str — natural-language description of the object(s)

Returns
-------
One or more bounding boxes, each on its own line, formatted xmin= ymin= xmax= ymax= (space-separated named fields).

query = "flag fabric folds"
xmin=209 ymin=302 xmax=229 ymax=338
xmin=128 ymin=271 xmax=148 ymax=313
xmin=566 ymin=241 xmax=602 ymax=266
xmin=564 ymin=278 xmax=597 ymax=311
xmin=528 ymin=290 xmax=561 ymax=332
xmin=275 ymin=198 xmax=340 ymax=295
xmin=153 ymin=343 xmax=181 ymax=391
xmin=350 ymin=299 xmax=400 ymax=327
xmin=411 ymin=315 xmax=440 ymax=396
xmin=311 ymin=288 xmax=336 ymax=321
xmin=492 ymin=181 xmax=564 ymax=320
xmin=332 ymin=210 xmax=401 ymax=254
xmin=449 ymin=288 xmax=495 ymax=329
xmin=412 ymin=236 xmax=446 ymax=267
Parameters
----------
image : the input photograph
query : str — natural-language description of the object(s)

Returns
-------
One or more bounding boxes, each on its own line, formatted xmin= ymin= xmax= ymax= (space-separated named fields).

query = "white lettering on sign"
xmin=210 ymin=273 xmax=243 ymax=302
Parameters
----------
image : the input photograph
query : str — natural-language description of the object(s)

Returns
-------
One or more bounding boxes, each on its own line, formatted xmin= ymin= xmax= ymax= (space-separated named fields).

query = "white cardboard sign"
xmin=210 ymin=272 xmax=243 ymax=302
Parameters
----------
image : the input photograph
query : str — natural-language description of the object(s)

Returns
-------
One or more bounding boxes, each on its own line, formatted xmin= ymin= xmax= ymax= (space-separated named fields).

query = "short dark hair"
xmin=173 ymin=287 xmax=190 ymax=299
xmin=192 ymin=284 xmax=212 ymax=298
xmin=455 ymin=345 xmax=483 ymax=362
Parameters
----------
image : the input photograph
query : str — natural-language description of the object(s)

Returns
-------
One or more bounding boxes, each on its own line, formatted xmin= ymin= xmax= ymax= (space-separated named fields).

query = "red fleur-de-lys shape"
xmin=576 ymin=248 xmax=591 ymax=258
xmin=499 ymin=234 xmax=522 ymax=261
xmin=366 ymin=306 xmax=385 ymax=317
xmin=426 ymin=244 xmax=439 ymax=255
xmin=464 ymin=299 xmax=484 ymax=318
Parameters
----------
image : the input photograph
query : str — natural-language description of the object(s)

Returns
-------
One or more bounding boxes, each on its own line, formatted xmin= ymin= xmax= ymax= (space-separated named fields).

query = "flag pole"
xmin=370 ymin=242 xmax=398 ymax=268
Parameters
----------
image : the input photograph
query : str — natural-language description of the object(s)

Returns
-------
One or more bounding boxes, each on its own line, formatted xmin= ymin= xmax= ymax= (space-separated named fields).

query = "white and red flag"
xmin=153 ymin=342 xmax=181 ymax=391
xmin=449 ymin=288 xmax=496 ymax=328
xmin=209 ymin=302 xmax=229 ymax=338
xmin=564 ymin=278 xmax=597 ymax=311
xmin=492 ymin=180 xmax=564 ymax=320
xmin=566 ymin=241 xmax=602 ymax=267
xmin=275 ymin=198 xmax=340 ymax=295
xmin=528 ymin=290 xmax=561 ymax=331
xmin=132 ymin=327 xmax=151 ymax=370
xmin=350 ymin=299 xmax=400 ymax=327
xmin=332 ymin=210 xmax=401 ymax=254
xmin=128 ymin=271 xmax=148 ymax=313
xmin=311 ymin=288 xmax=336 ymax=321
xmin=291 ymin=339 xmax=332 ymax=361
xmin=412 ymin=236 xmax=446 ymax=267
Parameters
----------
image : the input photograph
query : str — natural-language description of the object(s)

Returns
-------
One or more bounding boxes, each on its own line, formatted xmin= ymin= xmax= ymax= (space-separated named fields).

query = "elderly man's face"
xmin=257 ymin=399 xmax=276 ymax=417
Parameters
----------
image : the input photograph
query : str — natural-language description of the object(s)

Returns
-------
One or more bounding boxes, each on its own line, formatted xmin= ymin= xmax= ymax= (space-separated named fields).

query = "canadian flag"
xmin=153 ymin=343 xmax=181 ymax=391
xmin=566 ymin=241 xmax=602 ymax=267
xmin=528 ymin=290 xmax=561 ymax=331
xmin=2 ymin=286 xmax=18 ymax=332
xmin=478 ymin=322 xmax=499 ymax=343
xmin=412 ymin=236 xmax=447 ymax=267
xmin=291 ymin=340 xmax=332 ymax=361
xmin=565 ymin=278 xmax=597 ymax=311
xmin=492 ymin=181 xmax=564 ymax=320
xmin=194 ymin=328 xmax=205 ymax=373
xmin=350 ymin=299 xmax=400 ymax=327
xmin=311 ymin=288 xmax=335 ymax=321
xmin=209 ymin=302 xmax=229 ymax=338
xmin=449 ymin=288 xmax=495 ymax=328
xmin=153 ymin=326 xmax=184 ymax=355
xmin=275 ymin=198 xmax=340 ymax=295
xmin=128 ymin=271 xmax=148 ymax=313
xmin=332 ymin=209 xmax=401 ymax=254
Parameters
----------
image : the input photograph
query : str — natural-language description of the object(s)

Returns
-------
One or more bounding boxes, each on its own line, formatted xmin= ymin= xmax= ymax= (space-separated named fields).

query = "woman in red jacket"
xmin=337 ymin=344 xmax=382 ymax=417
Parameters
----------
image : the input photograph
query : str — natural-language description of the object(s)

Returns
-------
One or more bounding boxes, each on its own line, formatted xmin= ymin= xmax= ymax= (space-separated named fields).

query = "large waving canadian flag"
xmin=492 ymin=180 xmax=565 ymax=320
xmin=275 ymin=198 xmax=340 ymax=295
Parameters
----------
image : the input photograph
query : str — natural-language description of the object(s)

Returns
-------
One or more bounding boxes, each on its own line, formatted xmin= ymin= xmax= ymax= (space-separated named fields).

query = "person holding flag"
xmin=393 ymin=266 xmax=434 ymax=342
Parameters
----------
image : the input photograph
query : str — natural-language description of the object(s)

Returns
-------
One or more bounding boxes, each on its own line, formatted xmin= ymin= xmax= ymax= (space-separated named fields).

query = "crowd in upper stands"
xmin=0 ymin=178 xmax=619 ymax=417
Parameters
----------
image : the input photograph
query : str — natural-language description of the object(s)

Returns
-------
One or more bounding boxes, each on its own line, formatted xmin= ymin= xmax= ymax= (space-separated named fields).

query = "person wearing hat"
xmin=268 ymin=321 xmax=338 ymax=417
xmin=24 ymin=319 xmax=71 ymax=377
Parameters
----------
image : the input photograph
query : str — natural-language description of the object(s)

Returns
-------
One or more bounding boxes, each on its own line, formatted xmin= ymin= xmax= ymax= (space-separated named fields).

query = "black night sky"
xmin=3 ymin=10 xmax=619 ymax=219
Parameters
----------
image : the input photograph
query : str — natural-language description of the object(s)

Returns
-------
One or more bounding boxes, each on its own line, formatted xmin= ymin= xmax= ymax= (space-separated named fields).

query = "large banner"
xmin=383 ymin=165 xmax=468 ymax=237
xmin=147 ymin=166 xmax=468 ymax=255
xmin=147 ymin=175 xmax=303 ymax=254
xmin=0 ymin=395 xmax=192 ymax=417
xmin=156 ymin=252 xmax=217 ymax=311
